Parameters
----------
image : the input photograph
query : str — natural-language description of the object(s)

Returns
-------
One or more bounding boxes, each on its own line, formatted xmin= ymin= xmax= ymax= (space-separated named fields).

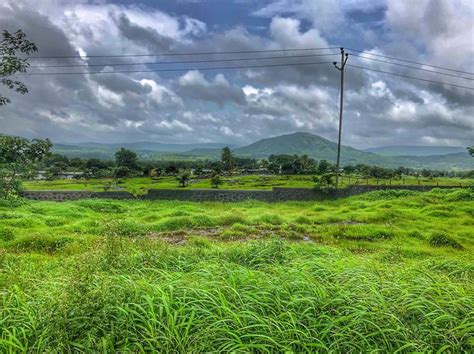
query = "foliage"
xmin=468 ymin=147 xmax=473 ymax=157
xmin=114 ymin=166 xmax=131 ymax=178
xmin=177 ymin=172 xmax=190 ymax=188
xmin=0 ymin=30 xmax=37 ymax=106
xmin=221 ymin=147 xmax=235 ymax=171
xmin=115 ymin=148 xmax=139 ymax=170
xmin=0 ymin=135 xmax=52 ymax=199
xmin=210 ymin=174 xmax=222 ymax=188
xmin=313 ymin=173 xmax=335 ymax=192
xmin=428 ymin=232 xmax=463 ymax=249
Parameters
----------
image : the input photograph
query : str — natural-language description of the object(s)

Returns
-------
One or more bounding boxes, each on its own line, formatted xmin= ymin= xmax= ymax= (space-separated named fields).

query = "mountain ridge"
xmin=52 ymin=132 xmax=473 ymax=170
xmin=364 ymin=145 xmax=466 ymax=156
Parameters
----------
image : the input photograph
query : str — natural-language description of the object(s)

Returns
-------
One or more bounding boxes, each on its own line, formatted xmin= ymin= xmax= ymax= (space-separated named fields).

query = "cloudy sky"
xmin=1 ymin=0 xmax=473 ymax=148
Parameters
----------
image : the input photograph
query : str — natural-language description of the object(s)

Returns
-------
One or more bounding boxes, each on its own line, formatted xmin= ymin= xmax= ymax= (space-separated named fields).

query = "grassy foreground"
xmin=0 ymin=189 xmax=473 ymax=351
xmin=24 ymin=175 xmax=473 ymax=195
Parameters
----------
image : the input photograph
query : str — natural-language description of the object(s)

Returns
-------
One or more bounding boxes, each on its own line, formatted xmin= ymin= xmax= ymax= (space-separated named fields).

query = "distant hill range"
xmin=53 ymin=142 xmax=237 ymax=160
xmin=364 ymin=145 xmax=467 ymax=156
xmin=53 ymin=132 xmax=473 ymax=170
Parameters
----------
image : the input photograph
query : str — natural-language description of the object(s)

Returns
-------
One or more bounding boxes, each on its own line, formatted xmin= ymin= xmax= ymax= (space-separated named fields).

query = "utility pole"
xmin=333 ymin=47 xmax=349 ymax=188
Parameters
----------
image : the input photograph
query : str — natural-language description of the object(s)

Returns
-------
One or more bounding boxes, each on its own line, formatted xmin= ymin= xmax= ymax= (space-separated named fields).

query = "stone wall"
xmin=22 ymin=190 xmax=134 ymax=201
xmin=143 ymin=189 xmax=274 ymax=202
xmin=22 ymin=185 xmax=462 ymax=202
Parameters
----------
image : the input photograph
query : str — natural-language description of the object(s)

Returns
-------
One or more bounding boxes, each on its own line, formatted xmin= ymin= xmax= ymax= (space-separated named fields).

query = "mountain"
xmin=234 ymin=132 xmax=383 ymax=164
xmin=230 ymin=132 xmax=473 ymax=169
xmin=52 ymin=132 xmax=473 ymax=170
xmin=364 ymin=145 xmax=467 ymax=156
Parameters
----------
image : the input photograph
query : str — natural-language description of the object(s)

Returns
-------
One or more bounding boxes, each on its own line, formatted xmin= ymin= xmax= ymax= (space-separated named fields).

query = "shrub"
xmin=428 ymin=232 xmax=463 ymax=250
xmin=294 ymin=215 xmax=312 ymax=224
xmin=11 ymin=235 xmax=72 ymax=253
xmin=360 ymin=190 xmax=418 ymax=201
xmin=255 ymin=214 xmax=284 ymax=225
xmin=103 ymin=220 xmax=147 ymax=237
xmin=0 ymin=228 xmax=15 ymax=242
xmin=77 ymin=200 xmax=126 ymax=213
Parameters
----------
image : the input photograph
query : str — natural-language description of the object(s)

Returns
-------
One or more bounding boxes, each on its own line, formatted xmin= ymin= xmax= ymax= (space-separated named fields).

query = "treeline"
xmin=38 ymin=147 xmax=474 ymax=180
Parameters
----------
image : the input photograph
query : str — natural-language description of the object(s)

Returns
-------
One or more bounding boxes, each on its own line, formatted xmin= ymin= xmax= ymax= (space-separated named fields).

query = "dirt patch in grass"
xmin=146 ymin=226 xmax=320 ymax=244
xmin=333 ymin=221 xmax=367 ymax=225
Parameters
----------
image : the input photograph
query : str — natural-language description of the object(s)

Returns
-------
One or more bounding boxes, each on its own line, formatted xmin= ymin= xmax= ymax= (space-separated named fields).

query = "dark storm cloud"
xmin=176 ymin=71 xmax=245 ymax=106
xmin=92 ymin=74 xmax=152 ymax=95
xmin=113 ymin=13 xmax=175 ymax=52
xmin=0 ymin=0 xmax=472 ymax=148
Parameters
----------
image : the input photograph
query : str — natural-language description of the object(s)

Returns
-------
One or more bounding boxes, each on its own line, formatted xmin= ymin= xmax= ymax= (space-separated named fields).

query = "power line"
xmin=346 ymin=48 xmax=474 ymax=76
xmin=349 ymin=53 xmax=474 ymax=81
xmin=29 ymin=53 xmax=339 ymax=68
xmin=347 ymin=64 xmax=474 ymax=90
xmin=19 ymin=61 xmax=334 ymax=76
xmin=26 ymin=47 xmax=339 ymax=60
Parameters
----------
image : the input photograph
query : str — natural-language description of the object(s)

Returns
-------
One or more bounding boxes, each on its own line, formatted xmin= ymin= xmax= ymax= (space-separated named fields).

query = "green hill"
xmin=230 ymin=132 xmax=473 ymax=170
xmin=234 ymin=132 xmax=383 ymax=164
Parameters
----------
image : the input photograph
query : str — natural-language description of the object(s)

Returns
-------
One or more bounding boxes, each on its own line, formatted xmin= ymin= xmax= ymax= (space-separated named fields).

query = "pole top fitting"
xmin=340 ymin=47 xmax=344 ymax=51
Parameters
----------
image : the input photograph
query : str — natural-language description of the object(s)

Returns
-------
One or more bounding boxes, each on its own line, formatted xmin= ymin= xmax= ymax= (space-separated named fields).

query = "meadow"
xmin=0 ymin=188 xmax=473 ymax=351
xmin=24 ymin=174 xmax=473 ymax=196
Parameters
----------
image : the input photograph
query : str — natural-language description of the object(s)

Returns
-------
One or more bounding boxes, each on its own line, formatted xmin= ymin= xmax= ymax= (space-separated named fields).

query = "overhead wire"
xmin=346 ymin=47 xmax=474 ymax=76
xmin=346 ymin=64 xmax=474 ymax=90
xmin=18 ymin=60 xmax=335 ymax=76
xmin=29 ymin=53 xmax=339 ymax=68
xmin=25 ymin=47 xmax=340 ymax=60
xmin=13 ymin=46 xmax=474 ymax=90
xmin=348 ymin=53 xmax=473 ymax=81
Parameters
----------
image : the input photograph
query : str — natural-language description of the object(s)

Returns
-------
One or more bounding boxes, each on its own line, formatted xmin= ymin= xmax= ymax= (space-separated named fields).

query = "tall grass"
xmin=0 ymin=188 xmax=473 ymax=351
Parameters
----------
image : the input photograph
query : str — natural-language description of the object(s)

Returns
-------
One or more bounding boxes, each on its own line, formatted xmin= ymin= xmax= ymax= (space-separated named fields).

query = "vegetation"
xmin=221 ymin=146 xmax=235 ymax=171
xmin=49 ymin=132 xmax=474 ymax=169
xmin=0 ymin=188 xmax=472 ymax=351
xmin=24 ymin=175 xmax=473 ymax=196
xmin=0 ymin=135 xmax=52 ymax=199
xmin=210 ymin=174 xmax=222 ymax=189
xmin=0 ymin=29 xmax=37 ymax=106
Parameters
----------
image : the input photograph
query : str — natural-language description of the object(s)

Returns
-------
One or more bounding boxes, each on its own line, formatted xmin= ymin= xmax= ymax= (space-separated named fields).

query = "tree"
xmin=221 ymin=147 xmax=235 ymax=172
xmin=210 ymin=174 xmax=222 ymax=189
xmin=313 ymin=173 xmax=335 ymax=192
xmin=468 ymin=147 xmax=473 ymax=157
xmin=177 ymin=172 xmax=189 ymax=188
xmin=317 ymin=160 xmax=331 ymax=175
xmin=114 ymin=166 xmax=131 ymax=178
xmin=0 ymin=135 xmax=52 ymax=199
xmin=1 ymin=30 xmax=38 ymax=106
xmin=115 ymin=148 xmax=138 ymax=170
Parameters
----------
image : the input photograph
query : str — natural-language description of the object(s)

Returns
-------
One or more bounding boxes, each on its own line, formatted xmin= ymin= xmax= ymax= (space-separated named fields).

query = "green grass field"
xmin=0 ymin=188 xmax=473 ymax=351
xmin=24 ymin=175 xmax=473 ymax=195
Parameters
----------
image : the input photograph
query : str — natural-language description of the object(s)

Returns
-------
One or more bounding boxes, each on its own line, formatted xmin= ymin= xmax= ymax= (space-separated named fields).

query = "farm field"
xmin=0 ymin=188 xmax=473 ymax=351
xmin=24 ymin=175 xmax=474 ymax=195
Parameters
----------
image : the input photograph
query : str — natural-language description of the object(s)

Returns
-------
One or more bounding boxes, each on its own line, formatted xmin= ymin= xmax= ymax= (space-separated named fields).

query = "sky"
xmin=0 ymin=0 xmax=473 ymax=148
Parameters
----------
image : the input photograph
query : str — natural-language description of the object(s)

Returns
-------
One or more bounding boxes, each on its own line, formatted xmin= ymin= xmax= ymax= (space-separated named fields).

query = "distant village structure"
xmin=36 ymin=171 xmax=84 ymax=180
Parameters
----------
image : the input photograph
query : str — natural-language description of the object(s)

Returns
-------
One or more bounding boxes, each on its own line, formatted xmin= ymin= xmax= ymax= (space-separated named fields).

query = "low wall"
xmin=143 ymin=188 xmax=274 ymax=202
xmin=21 ymin=185 xmax=463 ymax=202
xmin=22 ymin=190 xmax=135 ymax=201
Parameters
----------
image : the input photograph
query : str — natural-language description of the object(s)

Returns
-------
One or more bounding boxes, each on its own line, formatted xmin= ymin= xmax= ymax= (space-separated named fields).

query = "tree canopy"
xmin=115 ymin=148 xmax=139 ymax=170
xmin=1 ymin=30 xmax=38 ymax=106
xmin=0 ymin=135 xmax=52 ymax=198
